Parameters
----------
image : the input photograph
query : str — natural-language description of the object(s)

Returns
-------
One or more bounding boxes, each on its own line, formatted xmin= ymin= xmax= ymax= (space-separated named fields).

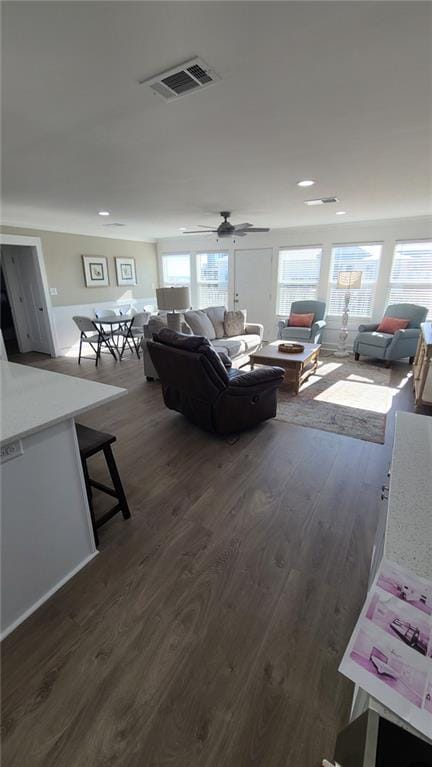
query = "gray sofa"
xmin=142 ymin=306 xmax=263 ymax=381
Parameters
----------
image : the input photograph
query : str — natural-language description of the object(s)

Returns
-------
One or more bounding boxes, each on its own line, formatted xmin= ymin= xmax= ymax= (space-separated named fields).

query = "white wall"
xmin=52 ymin=297 xmax=156 ymax=352
xmin=157 ymin=215 xmax=432 ymax=347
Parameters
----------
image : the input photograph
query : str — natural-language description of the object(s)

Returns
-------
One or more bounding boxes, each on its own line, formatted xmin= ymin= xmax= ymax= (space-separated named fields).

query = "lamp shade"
xmin=336 ymin=270 xmax=363 ymax=290
xmin=156 ymin=286 xmax=190 ymax=311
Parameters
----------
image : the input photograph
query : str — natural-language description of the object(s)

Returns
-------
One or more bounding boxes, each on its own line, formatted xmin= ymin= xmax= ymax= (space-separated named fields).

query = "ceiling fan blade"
xmin=196 ymin=225 xmax=217 ymax=229
xmin=233 ymin=231 xmax=247 ymax=237
xmin=182 ymin=230 xmax=218 ymax=234
xmin=234 ymin=223 xmax=253 ymax=230
xmin=245 ymin=227 xmax=270 ymax=232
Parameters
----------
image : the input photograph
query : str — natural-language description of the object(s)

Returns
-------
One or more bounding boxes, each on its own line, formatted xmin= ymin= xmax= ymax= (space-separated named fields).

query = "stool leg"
xmin=81 ymin=458 xmax=99 ymax=546
xmin=103 ymin=445 xmax=131 ymax=520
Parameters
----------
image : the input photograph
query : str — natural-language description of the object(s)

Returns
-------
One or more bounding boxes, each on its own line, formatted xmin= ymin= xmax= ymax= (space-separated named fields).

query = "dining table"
xmin=91 ymin=315 xmax=135 ymax=360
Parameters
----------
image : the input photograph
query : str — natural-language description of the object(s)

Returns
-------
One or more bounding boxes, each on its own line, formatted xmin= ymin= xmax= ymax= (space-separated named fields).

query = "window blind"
xmin=388 ymin=242 xmax=432 ymax=314
xmin=328 ymin=244 xmax=382 ymax=317
xmin=276 ymin=247 xmax=322 ymax=316
xmin=196 ymin=252 xmax=228 ymax=309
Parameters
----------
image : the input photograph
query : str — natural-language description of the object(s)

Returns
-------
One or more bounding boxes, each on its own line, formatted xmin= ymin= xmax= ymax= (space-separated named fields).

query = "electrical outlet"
xmin=1 ymin=440 xmax=24 ymax=463
xmin=49 ymin=287 xmax=58 ymax=296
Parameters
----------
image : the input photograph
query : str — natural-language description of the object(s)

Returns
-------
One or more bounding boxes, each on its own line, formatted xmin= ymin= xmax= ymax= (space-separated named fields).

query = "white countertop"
xmin=386 ymin=411 xmax=432 ymax=581
xmin=0 ymin=361 xmax=126 ymax=445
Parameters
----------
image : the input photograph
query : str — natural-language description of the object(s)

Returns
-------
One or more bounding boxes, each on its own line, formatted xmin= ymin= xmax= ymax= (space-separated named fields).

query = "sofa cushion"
xmin=203 ymin=306 xmax=226 ymax=339
xmin=229 ymin=333 xmax=261 ymax=353
xmin=184 ymin=310 xmax=216 ymax=339
xmin=224 ymin=310 xmax=246 ymax=337
xmin=357 ymin=331 xmax=394 ymax=349
xmin=213 ymin=338 xmax=243 ymax=358
xmin=282 ymin=326 xmax=312 ymax=340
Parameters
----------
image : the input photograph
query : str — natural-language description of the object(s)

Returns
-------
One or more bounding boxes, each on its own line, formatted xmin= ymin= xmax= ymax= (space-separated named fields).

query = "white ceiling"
xmin=2 ymin=1 xmax=432 ymax=241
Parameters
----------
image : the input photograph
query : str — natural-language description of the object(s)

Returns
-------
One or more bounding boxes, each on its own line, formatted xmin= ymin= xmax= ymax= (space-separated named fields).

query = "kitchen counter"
xmin=1 ymin=360 xmax=125 ymax=445
xmin=1 ymin=361 xmax=126 ymax=638
xmin=351 ymin=410 xmax=432 ymax=743
xmin=385 ymin=411 xmax=432 ymax=581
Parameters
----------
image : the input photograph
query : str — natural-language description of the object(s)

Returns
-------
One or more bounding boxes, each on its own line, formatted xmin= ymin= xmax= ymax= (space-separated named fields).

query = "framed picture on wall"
xmin=115 ymin=257 xmax=137 ymax=286
xmin=82 ymin=255 xmax=109 ymax=287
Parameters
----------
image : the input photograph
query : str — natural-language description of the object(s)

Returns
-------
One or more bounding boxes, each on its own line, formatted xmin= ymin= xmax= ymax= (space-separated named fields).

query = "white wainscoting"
xmin=52 ymin=298 xmax=156 ymax=354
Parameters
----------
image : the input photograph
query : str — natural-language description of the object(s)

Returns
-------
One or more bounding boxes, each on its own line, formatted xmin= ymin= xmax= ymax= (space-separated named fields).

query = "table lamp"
xmin=334 ymin=270 xmax=362 ymax=357
xmin=156 ymin=286 xmax=191 ymax=332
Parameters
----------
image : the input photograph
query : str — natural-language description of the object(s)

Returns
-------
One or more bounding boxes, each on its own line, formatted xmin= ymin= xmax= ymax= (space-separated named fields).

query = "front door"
xmin=234 ymin=248 xmax=274 ymax=340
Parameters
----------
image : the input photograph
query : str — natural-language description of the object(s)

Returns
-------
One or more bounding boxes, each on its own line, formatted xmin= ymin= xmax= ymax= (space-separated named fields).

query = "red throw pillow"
xmin=288 ymin=312 xmax=315 ymax=328
xmin=376 ymin=316 xmax=409 ymax=334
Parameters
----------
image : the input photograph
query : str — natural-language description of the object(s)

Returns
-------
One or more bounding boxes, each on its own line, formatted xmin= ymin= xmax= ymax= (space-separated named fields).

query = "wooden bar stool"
xmin=76 ymin=423 xmax=131 ymax=545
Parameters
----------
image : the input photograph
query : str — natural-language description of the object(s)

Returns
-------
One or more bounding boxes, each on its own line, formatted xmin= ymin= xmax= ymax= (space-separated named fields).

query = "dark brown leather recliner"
xmin=147 ymin=329 xmax=285 ymax=435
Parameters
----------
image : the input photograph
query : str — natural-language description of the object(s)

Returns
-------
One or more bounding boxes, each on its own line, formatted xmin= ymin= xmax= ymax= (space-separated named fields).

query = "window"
xmin=196 ymin=252 xmax=229 ymax=308
xmin=388 ymin=241 xmax=432 ymax=314
xmin=162 ymin=254 xmax=191 ymax=286
xmin=276 ymin=246 xmax=322 ymax=316
xmin=328 ymin=243 xmax=382 ymax=316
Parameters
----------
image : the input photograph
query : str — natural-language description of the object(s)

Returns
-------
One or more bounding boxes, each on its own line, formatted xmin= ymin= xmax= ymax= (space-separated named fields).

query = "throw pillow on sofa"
xmin=184 ymin=309 xmax=216 ymax=340
xmin=203 ymin=306 xmax=226 ymax=339
xmin=224 ymin=310 xmax=246 ymax=337
xmin=376 ymin=316 xmax=410 ymax=334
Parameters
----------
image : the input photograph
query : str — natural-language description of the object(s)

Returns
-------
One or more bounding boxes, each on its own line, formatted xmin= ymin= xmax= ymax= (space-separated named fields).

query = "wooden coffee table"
xmin=249 ymin=341 xmax=321 ymax=395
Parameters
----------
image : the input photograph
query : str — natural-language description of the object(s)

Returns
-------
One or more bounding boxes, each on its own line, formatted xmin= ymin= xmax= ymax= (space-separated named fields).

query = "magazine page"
xmin=339 ymin=558 xmax=432 ymax=739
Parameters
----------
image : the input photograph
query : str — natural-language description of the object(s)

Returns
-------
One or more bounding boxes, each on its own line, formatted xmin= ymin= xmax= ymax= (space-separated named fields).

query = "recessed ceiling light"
xmin=297 ymin=179 xmax=315 ymax=187
xmin=336 ymin=210 xmax=347 ymax=215
xmin=98 ymin=210 xmax=110 ymax=216
xmin=179 ymin=227 xmax=187 ymax=231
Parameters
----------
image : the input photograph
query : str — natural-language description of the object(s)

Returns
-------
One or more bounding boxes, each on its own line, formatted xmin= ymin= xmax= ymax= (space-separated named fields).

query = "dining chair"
xmin=72 ymin=316 xmax=117 ymax=366
xmin=116 ymin=312 xmax=150 ymax=359
xmin=94 ymin=309 xmax=117 ymax=319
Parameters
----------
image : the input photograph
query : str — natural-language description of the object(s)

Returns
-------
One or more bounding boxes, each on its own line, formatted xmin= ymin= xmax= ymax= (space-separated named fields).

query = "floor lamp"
xmin=156 ymin=286 xmax=191 ymax=332
xmin=334 ymin=270 xmax=363 ymax=357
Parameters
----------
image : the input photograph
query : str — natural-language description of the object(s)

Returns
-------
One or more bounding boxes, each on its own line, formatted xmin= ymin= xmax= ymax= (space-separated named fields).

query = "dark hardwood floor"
xmin=1 ymin=351 xmax=419 ymax=766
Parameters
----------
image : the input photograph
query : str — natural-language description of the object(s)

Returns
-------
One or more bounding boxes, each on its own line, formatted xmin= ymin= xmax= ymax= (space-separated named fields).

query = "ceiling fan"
xmin=182 ymin=211 xmax=270 ymax=238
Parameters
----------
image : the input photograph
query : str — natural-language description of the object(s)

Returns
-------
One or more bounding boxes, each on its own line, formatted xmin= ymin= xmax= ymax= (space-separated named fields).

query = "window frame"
xmin=276 ymin=244 xmax=323 ymax=318
xmin=327 ymin=241 xmax=383 ymax=319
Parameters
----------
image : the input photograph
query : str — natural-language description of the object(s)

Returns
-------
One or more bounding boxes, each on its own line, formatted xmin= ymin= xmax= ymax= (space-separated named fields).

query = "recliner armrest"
xmin=312 ymin=319 xmax=326 ymax=330
xmin=229 ymin=366 xmax=285 ymax=388
xmin=392 ymin=327 xmax=420 ymax=339
xmin=358 ymin=323 xmax=379 ymax=332
xmin=245 ymin=322 xmax=264 ymax=339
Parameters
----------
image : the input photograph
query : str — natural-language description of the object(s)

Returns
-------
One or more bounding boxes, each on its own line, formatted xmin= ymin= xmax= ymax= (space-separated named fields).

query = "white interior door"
xmin=1 ymin=246 xmax=52 ymax=354
xmin=234 ymin=248 xmax=275 ymax=340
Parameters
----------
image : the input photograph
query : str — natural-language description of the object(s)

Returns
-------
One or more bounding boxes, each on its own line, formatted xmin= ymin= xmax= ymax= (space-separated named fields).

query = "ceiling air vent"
xmin=142 ymin=57 xmax=220 ymax=101
xmin=103 ymin=222 xmax=126 ymax=227
xmin=305 ymin=196 xmax=339 ymax=206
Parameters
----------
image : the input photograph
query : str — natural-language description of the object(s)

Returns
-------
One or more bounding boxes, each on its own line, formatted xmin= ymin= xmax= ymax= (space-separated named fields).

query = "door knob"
xmin=38 ymin=307 xmax=43 ymax=311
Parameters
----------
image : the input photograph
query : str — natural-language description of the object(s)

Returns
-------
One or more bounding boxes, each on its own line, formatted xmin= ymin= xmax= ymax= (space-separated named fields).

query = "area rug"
xmin=276 ymin=356 xmax=398 ymax=444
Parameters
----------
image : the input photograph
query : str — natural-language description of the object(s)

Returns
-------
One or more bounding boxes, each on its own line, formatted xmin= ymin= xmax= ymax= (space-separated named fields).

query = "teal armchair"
xmin=353 ymin=303 xmax=428 ymax=367
xmin=278 ymin=300 xmax=326 ymax=344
